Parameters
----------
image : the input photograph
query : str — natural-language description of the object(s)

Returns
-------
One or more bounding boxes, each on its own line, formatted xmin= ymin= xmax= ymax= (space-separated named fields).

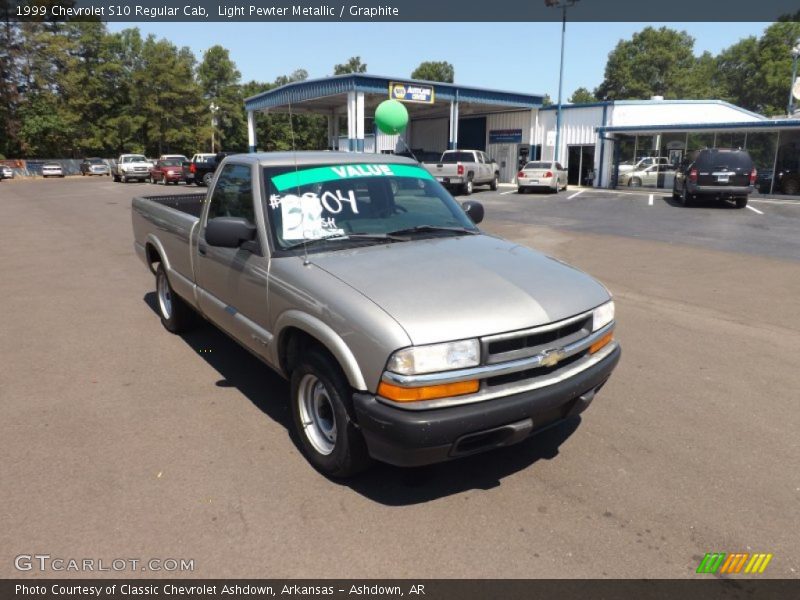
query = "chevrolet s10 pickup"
xmin=131 ymin=152 xmax=620 ymax=477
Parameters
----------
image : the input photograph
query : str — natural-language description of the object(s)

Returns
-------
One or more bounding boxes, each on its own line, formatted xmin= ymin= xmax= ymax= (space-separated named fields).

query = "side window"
xmin=206 ymin=164 xmax=254 ymax=224
xmin=556 ymin=162 xmax=564 ymax=171
xmin=476 ymin=153 xmax=484 ymax=164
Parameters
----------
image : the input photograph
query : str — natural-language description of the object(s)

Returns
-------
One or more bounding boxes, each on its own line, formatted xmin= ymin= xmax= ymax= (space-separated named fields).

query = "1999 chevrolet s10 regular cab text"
xmin=131 ymin=152 xmax=620 ymax=477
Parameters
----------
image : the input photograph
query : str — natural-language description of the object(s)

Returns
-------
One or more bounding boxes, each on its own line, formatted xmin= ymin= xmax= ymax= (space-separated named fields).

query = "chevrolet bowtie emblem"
xmin=540 ymin=348 xmax=567 ymax=368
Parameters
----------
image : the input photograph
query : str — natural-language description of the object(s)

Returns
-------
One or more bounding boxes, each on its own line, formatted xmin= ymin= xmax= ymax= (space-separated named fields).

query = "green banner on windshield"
xmin=271 ymin=163 xmax=433 ymax=192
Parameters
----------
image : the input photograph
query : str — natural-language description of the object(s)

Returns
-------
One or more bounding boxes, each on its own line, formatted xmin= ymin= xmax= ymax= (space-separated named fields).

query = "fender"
xmin=273 ymin=310 xmax=368 ymax=391
xmin=144 ymin=233 xmax=171 ymax=274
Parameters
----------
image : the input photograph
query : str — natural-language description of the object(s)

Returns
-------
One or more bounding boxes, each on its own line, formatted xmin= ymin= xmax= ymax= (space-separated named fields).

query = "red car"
xmin=149 ymin=159 xmax=185 ymax=185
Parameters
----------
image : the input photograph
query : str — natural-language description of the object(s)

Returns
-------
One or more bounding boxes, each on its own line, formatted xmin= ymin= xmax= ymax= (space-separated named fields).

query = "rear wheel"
xmin=782 ymin=177 xmax=800 ymax=196
xmin=681 ymin=187 xmax=692 ymax=207
xmin=629 ymin=177 xmax=642 ymax=188
xmin=735 ymin=197 xmax=748 ymax=209
xmin=490 ymin=174 xmax=498 ymax=191
xmin=155 ymin=264 xmax=193 ymax=334
xmin=291 ymin=350 xmax=371 ymax=478
xmin=462 ymin=178 xmax=473 ymax=196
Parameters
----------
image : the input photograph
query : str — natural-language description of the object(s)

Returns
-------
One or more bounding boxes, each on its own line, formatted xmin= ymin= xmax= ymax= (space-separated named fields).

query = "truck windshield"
xmin=123 ymin=155 xmax=146 ymax=163
xmin=439 ymin=152 xmax=474 ymax=163
xmin=263 ymin=163 xmax=477 ymax=251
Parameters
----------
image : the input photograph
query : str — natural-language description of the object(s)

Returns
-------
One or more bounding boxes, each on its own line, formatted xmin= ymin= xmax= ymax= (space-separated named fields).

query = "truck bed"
xmin=140 ymin=193 xmax=206 ymax=217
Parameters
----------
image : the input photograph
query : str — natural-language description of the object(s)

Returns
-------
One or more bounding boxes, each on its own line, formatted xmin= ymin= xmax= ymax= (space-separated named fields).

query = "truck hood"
xmin=311 ymin=234 xmax=610 ymax=345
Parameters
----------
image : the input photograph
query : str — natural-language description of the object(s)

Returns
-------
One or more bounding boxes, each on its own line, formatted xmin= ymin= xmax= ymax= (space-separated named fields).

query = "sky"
xmin=107 ymin=22 xmax=773 ymax=99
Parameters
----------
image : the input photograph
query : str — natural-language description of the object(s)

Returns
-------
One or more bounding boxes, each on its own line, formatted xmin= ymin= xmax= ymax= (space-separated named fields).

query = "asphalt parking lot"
xmin=1 ymin=177 xmax=799 ymax=578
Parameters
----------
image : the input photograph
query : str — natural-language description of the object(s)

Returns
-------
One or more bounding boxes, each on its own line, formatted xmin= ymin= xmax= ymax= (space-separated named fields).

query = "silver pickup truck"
xmin=132 ymin=152 xmax=620 ymax=477
xmin=423 ymin=149 xmax=500 ymax=195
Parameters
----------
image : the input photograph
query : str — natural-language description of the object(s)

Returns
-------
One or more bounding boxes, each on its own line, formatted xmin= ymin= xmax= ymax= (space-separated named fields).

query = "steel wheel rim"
xmin=157 ymin=271 xmax=172 ymax=319
xmin=298 ymin=374 xmax=337 ymax=455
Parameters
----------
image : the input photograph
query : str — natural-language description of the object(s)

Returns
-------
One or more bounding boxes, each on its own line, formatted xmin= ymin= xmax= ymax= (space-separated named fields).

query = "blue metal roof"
xmin=598 ymin=119 xmax=800 ymax=134
xmin=244 ymin=73 xmax=545 ymax=112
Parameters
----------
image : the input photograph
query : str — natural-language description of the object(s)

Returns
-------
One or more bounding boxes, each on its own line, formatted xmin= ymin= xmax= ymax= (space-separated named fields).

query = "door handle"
xmin=198 ymin=244 xmax=207 ymax=256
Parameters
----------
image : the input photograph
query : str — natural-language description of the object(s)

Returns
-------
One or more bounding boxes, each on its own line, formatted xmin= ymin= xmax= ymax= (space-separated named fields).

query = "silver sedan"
xmin=517 ymin=161 xmax=568 ymax=193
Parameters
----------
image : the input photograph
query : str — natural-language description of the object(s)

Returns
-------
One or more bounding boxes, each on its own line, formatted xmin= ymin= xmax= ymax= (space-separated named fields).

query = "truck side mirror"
xmin=461 ymin=200 xmax=484 ymax=225
xmin=205 ymin=217 xmax=256 ymax=248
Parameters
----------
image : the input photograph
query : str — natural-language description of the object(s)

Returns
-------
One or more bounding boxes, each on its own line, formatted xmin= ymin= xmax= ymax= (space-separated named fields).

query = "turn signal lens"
xmin=589 ymin=331 xmax=614 ymax=354
xmin=377 ymin=380 xmax=479 ymax=403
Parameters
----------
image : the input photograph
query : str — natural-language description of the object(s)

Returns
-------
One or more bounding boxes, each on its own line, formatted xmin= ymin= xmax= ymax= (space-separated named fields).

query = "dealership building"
xmin=244 ymin=73 xmax=800 ymax=195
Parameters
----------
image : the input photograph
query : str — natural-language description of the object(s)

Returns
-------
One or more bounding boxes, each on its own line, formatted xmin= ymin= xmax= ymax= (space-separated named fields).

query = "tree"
xmin=411 ymin=61 xmax=454 ymax=83
xmin=594 ymin=27 xmax=698 ymax=100
xmin=333 ymin=56 xmax=366 ymax=75
xmin=198 ymin=45 xmax=243 ymax=151
xmin=568 ymin=87 xmax=595 ymax=104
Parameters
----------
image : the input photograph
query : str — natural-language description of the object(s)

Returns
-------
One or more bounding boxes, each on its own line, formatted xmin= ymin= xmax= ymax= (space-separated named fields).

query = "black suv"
xmin=673 ymin=148 xmax=755 ymax=208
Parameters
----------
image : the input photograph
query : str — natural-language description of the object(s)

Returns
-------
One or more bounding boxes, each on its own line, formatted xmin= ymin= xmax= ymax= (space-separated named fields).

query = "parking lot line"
xmin=649 ymin=194 xmax=653 ymax=206
xmin=746 ymin=205 xmax=765 ymax=215
xmin=567 ymin=190 xmax=584 ymax=199
xmin=500 ymin=190 xmax=516 ymax=195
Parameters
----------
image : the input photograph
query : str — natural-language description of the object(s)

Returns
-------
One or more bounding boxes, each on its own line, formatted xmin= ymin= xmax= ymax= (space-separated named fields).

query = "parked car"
xmin=423 ymin=150 xmax=500 ymax=195
xmin=132 ymin=152 xmax=621 ymax=477
xmin=80 ymin=157 xmax=110 ymax=176
xmin=618 ymin=156 xmax=670 ymax=174
xmin=185 ymin=152 xmax=235 ymax=187
xmin=41 ymin=163 xmax=64 ymax=178
xmin=1 ymin=165 xmax=14 ymax=179
xmin=149 ymin=159 xmax=185 ymax=185
xmin=618 ymin=163 xmax=676 ymax=188
xmin=113 ymin=154 xmax=151 ymax=183
xmin=672 ymin=148 xmax=755 ymax=208
xmin=517 ymin=161 xmax=568 ymax=193
xmin=183 ymin=153 xmax=216 ymax=184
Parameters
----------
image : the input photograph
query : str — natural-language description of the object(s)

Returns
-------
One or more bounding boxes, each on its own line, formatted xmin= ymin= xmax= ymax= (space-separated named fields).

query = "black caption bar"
xmin=3 ymin=580 xmax=800 ymax=600
xmin=1 ymin=0 xmax=799 ymax=22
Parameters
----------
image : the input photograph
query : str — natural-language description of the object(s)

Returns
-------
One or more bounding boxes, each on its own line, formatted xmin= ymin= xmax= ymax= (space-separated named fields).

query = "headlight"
xmin=387 ymin=339 xmax=480 ymax=375
xmin=592 ymin=300 xmax=615 ymax=332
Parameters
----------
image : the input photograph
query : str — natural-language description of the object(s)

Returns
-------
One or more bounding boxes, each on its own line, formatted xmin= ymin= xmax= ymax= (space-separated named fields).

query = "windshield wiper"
xmin=283 ymin=232 xmax=407 ymax=251
xmin=385 ymin=225 xmax=478 ymax=236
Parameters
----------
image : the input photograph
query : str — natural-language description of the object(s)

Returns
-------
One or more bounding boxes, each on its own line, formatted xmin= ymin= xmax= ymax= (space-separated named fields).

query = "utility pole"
xmin=545 ymin=0 xmax=579 ymax=165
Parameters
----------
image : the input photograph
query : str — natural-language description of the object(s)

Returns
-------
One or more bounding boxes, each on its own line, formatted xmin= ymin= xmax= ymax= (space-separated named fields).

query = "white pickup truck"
xmin=423 ymin=150 xmax=500 ymax=195
xmin=113 ymin=154 xmax=152 ymax=183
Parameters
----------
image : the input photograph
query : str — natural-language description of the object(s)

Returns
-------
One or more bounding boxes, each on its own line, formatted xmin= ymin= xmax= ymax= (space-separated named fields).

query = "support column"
xmin=448 ymin=99 xmax=459 ymax=150
xmin=355 ymin=92 xmax=365 ymax=152
xmin=346 ymin=91 xmax=356 ymax=152
xmin=247 ymin=110 xmax=257 ymax=153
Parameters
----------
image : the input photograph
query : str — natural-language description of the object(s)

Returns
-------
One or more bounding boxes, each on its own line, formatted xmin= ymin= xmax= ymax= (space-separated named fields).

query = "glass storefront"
xmin=612 ymin=128 xmax=800 ymax=195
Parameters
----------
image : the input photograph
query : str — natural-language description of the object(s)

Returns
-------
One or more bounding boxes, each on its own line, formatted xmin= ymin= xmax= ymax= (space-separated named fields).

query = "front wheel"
xmin=155 ymin=264 xmax=193 ymax=334
xmin=629 ymin=177 xmax=642 ymax=188
xmin=291 ymin=351 xmax=371 ymax=478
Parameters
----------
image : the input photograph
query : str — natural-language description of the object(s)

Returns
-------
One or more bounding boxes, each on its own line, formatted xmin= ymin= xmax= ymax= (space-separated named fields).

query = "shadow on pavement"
xmin=144 ymin=292 xmax=582 ymax=505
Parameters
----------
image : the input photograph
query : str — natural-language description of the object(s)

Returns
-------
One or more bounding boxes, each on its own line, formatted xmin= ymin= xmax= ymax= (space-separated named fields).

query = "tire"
xmin=113 ymin=173 xmax=120 ymax=182
xmin=782 ymin=177 xmax=800 ymax=196
xmin=148 ymin=175 xmax=154 ymax=184
xmin=202 ymin=172 xmax=215 ymax=187
xmin=672 ymin=184 xmax=680 ymax=200
xmin=735 ymin=197 xmax=748 ymax=209
xmin=517 ymin=187 xmax=523 ymax=194
xmin=159 ymin=174 xmax=166 ymax=185
xmin=121 ymin=174 xmax=127 ymax=183
xmin=462 ymin=178 xmax=473 ymax=196
xmin=629 ymin=177 xmax=642 ymax=188
xmin=291 ymin=350 xmax=371 ymax=478
xmin=490 ymin=174 xmax=498 ymax=191
xmin=155 ymin=263 xmax=193 ymax=334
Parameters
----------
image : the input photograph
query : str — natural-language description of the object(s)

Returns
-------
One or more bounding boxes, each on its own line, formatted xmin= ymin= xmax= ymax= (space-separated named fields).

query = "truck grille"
xmin=481 ymin=312 xmax=593 ymax=388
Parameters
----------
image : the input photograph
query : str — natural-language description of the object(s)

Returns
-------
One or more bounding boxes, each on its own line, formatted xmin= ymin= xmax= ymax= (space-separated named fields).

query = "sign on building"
xmin=489 ymin=129 xmax=523 ymax=144
xmin=389 ymin=82 xmax=434 ymax=104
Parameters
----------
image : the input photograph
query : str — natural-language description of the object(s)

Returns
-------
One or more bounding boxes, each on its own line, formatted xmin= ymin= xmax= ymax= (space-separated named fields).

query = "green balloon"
xmin=374 ymin=99 xmax=409 ymax=135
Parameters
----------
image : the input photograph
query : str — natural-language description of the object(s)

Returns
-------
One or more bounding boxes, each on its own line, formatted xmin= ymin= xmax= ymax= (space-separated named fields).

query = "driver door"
xmin=195 ymin=162 xmax=272 ymax=359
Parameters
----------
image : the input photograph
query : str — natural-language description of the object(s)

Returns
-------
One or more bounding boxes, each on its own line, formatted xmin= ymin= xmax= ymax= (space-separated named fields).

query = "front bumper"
xmin=353 ymin=344 xmax=621 ymax=467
